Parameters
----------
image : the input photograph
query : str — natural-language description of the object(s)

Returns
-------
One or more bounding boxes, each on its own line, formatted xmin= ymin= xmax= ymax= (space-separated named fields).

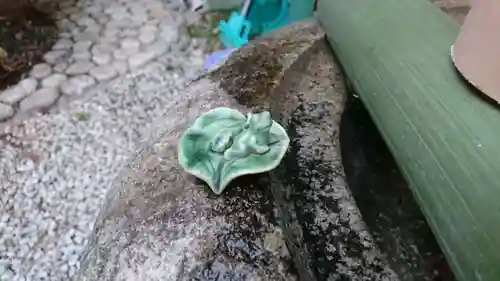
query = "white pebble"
xmin=0 ymin=103 xmax=14 ymax=121
xmin=60 ymin=75 xmax=96 ymax=96
xmin=41 ymin=74 xmax=68 ymax=89
xmin=128 ymin=51 xmax=156 ymax=69
xmin=30 ymin=63 xmax=52 ymax=79
xmin=53 ymin=38 xmax=73 ymax=50
xmin=89 ymin=65 xmax=118 ymax=81
xmin=66 ymin=61 xmax=95 ymax=75
xmin=19 ymin=88 xmax=60 ymax=112
xmin=44 ymin=50 xmax=68 ymax=64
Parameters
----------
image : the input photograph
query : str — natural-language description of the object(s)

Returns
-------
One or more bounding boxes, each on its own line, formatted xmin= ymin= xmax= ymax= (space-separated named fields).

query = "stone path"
xmin=0 ymin=0 xmax=206 ymax=280
xmin=0 ymin=0 xmax=192 ymax=124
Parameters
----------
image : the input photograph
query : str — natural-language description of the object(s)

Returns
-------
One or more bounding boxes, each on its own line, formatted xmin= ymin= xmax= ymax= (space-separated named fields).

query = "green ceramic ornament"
xmin=178 ymin=107 xmax=290 ymax=195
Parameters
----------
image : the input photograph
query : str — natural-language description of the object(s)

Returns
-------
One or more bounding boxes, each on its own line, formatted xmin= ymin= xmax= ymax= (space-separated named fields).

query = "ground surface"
xmin=0 ymin=0 xmax=206 ymax=280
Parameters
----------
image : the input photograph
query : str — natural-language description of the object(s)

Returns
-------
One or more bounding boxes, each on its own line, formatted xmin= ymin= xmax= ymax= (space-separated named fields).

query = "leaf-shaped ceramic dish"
xmin=178 ymin=107 xmax=290 ymax=195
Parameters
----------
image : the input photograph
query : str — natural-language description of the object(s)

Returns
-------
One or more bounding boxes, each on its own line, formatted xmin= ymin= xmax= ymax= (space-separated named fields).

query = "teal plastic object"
xmin=218 ymin=0 xmax=315 ymax=49
xmin=178 ymin=107 xmax=290 ymax=195
xmin=219 ymin=12 xmax=251 ymax=48
xmin=247 ymin=0 xmax=289 ymax=35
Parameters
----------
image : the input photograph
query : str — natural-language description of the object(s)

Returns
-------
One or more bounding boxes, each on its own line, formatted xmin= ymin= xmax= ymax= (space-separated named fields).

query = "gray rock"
xmin=145 ymin=41 xmax=168 ymax=57
xmin=19 ymin=78 xmax=38 ymax=94
xmin=77 ymin=17 xmax=98 ymax=27
xmin=0 ymin=78 xmax=37 ymax=105
xmin=54 ymin=61 xmax=69 ymax=73
xmin=120 ymin=28 xmax=139 ymax=38
xmin=52 ymin=38 xmax=73 ymax=50
xmin=0 ymin=103 xmax=14 ymax=121
xmin=89 ymin=65 xmax=118 ymax=81
xmin=120 ymin=38 xmax=140 ymax=53
xmin=74 ymin=30 xmax=100 ymax=43
xmin=91 ymin=44 xmax=114 ymax=65
xmin=92 ymin=52 xmax=112 ymax=66
xmin=73 ymin=41 xmax=93 ymax=53
xmin=127 ymin=51 xmax=156 ymax=69
xmin=66 ymin=61 xmax=95 ymax=75
xmin=91 ymin=43 xmax=114 ymax=55
xmin=60 ymin=75 xmax=96 ymax=96
xmin=74 ymin=21 xmax=399 ymax=281
xmin=113 ymin=49 xmax=130 ymax=60
xmin=0 ymin=87 xmax=27 ymax=105
xmin=44 ymin=50 xmax=68 ymax=64
xmin=72 ymin=51 xmax=92 ymax=61
xmin=103 ymin=28 xmax=119 ymax=38
xmin=41 ymin=73 xmax=68 ymax=89
xmin=30 ymin=63 xmax=52 ymax=79
xmin=139 ymin=30 xmax=156 ymax=45
xmin=159 ymin=26 xmax=179 ymax=44
xmin=19 ymin=88 xmax=60 ymax=112
xmin=112 ymin=60 xmax=128 ymax=75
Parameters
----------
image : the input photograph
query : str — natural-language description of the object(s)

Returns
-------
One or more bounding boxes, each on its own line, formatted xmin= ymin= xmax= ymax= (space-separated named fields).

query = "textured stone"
xmin=54 ymin=62 xmax=69 ymax=73
xmin=53 ymin=38 xmax=73 ymax=50
xmin=145 ymin=41 xmax=168 ymax=57
xmin=119 ymin=38 xmax=140 ymax=53
xmin=77 ymin=17 xmax=98 ymax=27
xmin=41 ymin=74 xmax=68 ymax=89
xmin=66 ymin=61 xmax=95 ymax=75
xmin=127 ymin=51 xmax=155 ymax=69
xmin=19 ymin=88 xmax=60 ymax=112
xmin=92 ymin=52 xmax=112 ymax=66
xmin=112 ymin=49 xmax=130 ymax=60
xmin=30 ymin=63 xmax=52 ymax=79
xmin=89 ymin=65 xmax=118 ymax=81
xmin=111 ymin=60 xmax=128 ymax=75
xmin=74 ymin=21 xmax=399 ymax=281
xmin=159 ymin=26 xmax=179 ymax=44
xmin=120 ymin=28 xmax=138 ymax=38
xmin=0 ymin=78 xmax=37 ymax=105
xmin=91 ymin=44 xmax=113 ymax=65
xmin=139 ymin=30 xmax=156 ymax=44
xmin=72 ymin=51 xmax=92 ymax=61
xmin=19 ymin=78 xmax=38 ymax=94
xmin=44 ymin=50 xmax=68 ymax=64
xmin=60 ymin=75 xmax=96 ymax=96
xmin=91 ymin=43 xmax=113 ymax=55
xmin=103 ymin=28 xmax=119 ymax=37
xmin=0 ymin=103 xmax=14 ymax=121
xmin=73 ymin=41 xmax=93 ymax=53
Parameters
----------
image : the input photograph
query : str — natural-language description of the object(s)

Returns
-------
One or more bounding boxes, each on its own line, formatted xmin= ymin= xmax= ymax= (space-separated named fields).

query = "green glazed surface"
xmin=178 ymin=107 xmax=290 ymax=195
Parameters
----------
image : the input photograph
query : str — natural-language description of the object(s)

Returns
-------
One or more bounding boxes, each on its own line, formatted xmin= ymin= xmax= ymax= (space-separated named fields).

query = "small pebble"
xmin=41 ymin=74 xmax=68 ymax=89
xmin=66 ymin=61 xmax=95 ymax=75
xmin=30 ymin=64 xmax=52 ymax=79
xmin=0 ymin=103 xmax=14 ymax=121
xmin=89 ymin=65 xmax=118 ymax=81
xmin=128 ymin=51 xmax=156 ymax=69
xmin=60 ymin=75 xmax=96 ymax=96
xmin=19 ymin=88 xmax=60 ymax=112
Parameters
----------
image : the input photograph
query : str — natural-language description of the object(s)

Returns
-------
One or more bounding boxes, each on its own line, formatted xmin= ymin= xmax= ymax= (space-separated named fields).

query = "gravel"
xmin=0 ymin=0 xmax=207 ymax=279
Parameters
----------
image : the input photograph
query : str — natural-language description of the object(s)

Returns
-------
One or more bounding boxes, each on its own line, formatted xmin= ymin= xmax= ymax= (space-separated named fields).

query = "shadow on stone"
xmin=340 ymin=95 xmax=456 ymax=281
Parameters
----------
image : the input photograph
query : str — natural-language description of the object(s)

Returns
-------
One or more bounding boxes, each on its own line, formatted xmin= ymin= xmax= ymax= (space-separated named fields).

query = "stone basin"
xmin=74 ymin=20 xmax=452 ymax=281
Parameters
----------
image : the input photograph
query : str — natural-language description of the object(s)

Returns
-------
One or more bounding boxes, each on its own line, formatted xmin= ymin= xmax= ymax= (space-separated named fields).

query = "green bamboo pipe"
xmin=317 ymin=0 xmax=500 ymax=280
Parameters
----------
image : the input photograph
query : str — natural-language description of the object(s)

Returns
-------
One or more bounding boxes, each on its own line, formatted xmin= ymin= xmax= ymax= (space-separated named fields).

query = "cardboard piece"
xmin=451 ymin=0 xmax=500 ymax=102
